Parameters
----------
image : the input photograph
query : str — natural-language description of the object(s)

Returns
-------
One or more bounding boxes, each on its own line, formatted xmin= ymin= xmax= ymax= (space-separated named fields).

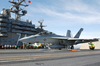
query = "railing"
xmin=0 ymin=34 xmax=8 ymax=36
xmin=12 ymin=25 xmax=32 ymax=31
xmin=0 ymin=23 xmax=7 ymax=26
xmin=0 ymin=28 xmax=7 ymax=32
xmin=12 ymin=29 xmax=23 ymax=33
xmin=31 ymin=28 xmax=36 ymax=31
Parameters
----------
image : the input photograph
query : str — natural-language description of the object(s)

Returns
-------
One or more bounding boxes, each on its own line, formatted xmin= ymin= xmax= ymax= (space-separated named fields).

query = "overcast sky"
xmin=0 ymin=0 xmax=100 ymax=48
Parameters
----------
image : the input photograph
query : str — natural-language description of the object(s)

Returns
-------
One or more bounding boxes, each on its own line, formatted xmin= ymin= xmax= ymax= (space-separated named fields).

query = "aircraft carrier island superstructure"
xmin=0 ymin=0 xmax=44 ymax=46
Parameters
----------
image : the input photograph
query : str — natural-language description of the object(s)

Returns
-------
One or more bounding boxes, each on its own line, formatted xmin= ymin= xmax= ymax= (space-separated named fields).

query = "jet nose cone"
xmin=19 ymin=37 xmax=28 ymax=42
xmin=19 ymin=35 xmax=37 ymax=43
xmin=18 ymin=38 xmax=25 ymax=42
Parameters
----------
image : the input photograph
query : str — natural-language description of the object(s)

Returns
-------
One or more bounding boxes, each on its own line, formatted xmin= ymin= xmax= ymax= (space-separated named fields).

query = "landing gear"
xmin=71 ymin=45 xmax=74 ymax=49
xmin=68 ymin=45 xmax=77 ymax=51
xmin=59 ymin=48 xmax=61 ymax=50
xmin=67 ymin=45 xmax=74 ymax=49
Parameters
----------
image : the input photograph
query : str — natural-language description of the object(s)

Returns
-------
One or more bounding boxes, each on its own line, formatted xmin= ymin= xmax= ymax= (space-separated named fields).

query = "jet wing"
xmin=67 ymin=38 xmax=98 ymax=40
xmin=47 ymin=37 xmax=98 ymax=40
xmin=46 ymin=37 xmax=99 ymax=44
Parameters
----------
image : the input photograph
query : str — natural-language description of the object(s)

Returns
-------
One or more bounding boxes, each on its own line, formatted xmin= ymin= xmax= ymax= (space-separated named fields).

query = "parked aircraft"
xmin=19 ymin=28 xmax=98 ymax=49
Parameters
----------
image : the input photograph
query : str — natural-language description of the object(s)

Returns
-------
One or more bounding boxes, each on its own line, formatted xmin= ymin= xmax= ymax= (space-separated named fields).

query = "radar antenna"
xmin=37 ymin=19 xmax=47 ymax=29
xmin=9 ymin=0 xmax=28 ymax=20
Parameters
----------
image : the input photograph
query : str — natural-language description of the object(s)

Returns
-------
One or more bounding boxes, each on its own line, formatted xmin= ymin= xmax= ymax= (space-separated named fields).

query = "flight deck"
xmin=0 ymin=49 xmax=100 ymax=66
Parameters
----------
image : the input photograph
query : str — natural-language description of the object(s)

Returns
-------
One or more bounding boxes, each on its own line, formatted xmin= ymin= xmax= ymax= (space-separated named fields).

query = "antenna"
xmin=17 ymin=0 xmax=19 ymax=3
xmin=37 ymin=19 xmax=47 ymax=29
xmin=9 ymin=0 xmax=28 ymax=20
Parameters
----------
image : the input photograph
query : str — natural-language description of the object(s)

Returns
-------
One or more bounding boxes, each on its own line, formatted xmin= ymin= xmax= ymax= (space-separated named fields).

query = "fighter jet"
xmin=19 ymin=28 xmax=98 ymax=49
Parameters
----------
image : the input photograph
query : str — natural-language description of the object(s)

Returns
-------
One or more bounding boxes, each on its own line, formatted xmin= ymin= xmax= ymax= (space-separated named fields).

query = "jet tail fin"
xmin=66 ymin=30 xmax=73 ymax=38
xmin=74 ymin=28 xmax=83 ymax=38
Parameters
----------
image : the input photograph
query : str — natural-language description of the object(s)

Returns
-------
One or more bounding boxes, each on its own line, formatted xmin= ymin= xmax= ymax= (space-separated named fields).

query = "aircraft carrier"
xmin=0 ymin=0 xmax=44 ymax=46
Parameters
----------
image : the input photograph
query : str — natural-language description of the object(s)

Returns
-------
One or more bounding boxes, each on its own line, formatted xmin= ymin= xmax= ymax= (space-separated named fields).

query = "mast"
xmin=38 ymin=19 xmax=47 ymax=29
xmin=9 ymin=0 xmax=28 ymax=20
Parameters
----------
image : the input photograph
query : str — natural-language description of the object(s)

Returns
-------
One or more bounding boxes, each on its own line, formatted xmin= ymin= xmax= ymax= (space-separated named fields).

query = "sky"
xmin=0 ymin=0 xmax=100 ymax=48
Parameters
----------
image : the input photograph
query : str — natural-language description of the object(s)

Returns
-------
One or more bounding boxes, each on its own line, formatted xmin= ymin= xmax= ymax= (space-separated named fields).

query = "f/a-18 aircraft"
xmin=19 ymin=28 xmax=98 ymax=49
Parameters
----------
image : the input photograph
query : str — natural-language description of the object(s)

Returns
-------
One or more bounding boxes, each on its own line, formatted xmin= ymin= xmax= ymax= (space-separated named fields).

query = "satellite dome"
xmin=22 ymin=10 xmax=27 ymax=15
xmin=0 ymin=11 xmax=4 ymax=14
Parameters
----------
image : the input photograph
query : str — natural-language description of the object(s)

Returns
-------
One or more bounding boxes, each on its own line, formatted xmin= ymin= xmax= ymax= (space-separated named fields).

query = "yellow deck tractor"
xmin=89 ymin=42 xmax=95 ymax=50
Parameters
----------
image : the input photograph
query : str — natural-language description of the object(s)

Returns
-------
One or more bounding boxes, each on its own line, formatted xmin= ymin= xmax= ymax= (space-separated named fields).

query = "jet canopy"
xmin=38 ymin=31 xmax=55 ymax=35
